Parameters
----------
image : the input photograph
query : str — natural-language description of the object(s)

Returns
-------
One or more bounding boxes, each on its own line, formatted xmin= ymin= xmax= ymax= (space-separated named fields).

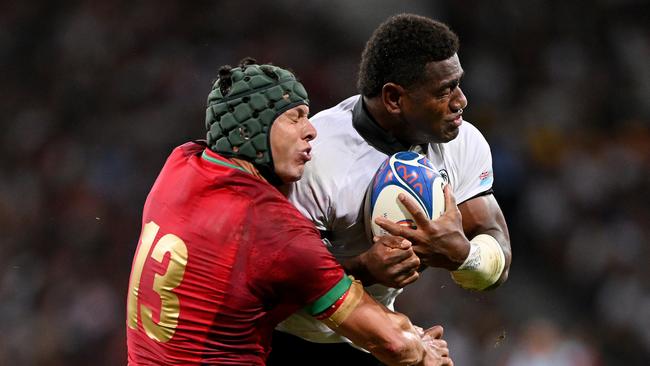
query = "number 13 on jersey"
xmin=127 ymin=221 xmax=188 ymax=342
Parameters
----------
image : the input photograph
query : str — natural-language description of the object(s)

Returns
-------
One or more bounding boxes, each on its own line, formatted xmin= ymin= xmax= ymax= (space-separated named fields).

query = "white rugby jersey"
xmin=277 ymin=95 xmax=495 ymax=344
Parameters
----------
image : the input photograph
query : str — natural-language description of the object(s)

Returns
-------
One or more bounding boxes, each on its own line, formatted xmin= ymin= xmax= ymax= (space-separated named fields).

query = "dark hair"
xmin=358 ymin=14 xmax=460 ymax=97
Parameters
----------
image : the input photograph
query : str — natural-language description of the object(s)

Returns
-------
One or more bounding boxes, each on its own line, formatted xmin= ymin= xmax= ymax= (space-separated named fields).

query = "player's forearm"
xmin=480 ymin=227 xmax=510 ymax=288
xmin=449 ymin=231 xmax=508 ymax=291
xmin=317 ymin=282 xmax=443 ymax=365
xmin=331 ymin=292 xmax=426 ymax=365
xmin=459 ymin=216 xmax=511 ymax=290
xmin=458 ymin=195 xmax=512 ymax=289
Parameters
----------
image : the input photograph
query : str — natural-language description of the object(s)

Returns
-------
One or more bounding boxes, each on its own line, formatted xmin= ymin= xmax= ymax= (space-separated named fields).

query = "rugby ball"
xmin=364 ymin=151 xmax=445 ymax=238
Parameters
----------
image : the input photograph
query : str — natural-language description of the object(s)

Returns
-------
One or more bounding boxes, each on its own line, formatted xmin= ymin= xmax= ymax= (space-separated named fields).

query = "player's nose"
xmin=303 ymin=118 xmax=317 ymax=142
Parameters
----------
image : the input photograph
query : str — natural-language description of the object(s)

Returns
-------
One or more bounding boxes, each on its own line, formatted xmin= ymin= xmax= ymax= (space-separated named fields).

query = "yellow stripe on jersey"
xmin=318 ymin=278 xmax=364 ymax=329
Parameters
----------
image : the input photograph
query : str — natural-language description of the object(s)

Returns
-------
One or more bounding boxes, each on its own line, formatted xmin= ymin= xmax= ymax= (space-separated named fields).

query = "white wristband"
xmin=450 ymin=234 xmax=505 ymax=291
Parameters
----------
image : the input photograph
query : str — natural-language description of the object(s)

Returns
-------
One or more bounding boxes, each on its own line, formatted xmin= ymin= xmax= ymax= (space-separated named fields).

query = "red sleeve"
xmin=248 ymin=195 xmax=345 ymax=309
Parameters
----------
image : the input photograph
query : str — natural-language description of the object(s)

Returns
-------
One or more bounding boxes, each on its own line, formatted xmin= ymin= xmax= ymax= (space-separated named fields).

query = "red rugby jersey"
xmin=126 ymin=142 xmax=348 ymax=365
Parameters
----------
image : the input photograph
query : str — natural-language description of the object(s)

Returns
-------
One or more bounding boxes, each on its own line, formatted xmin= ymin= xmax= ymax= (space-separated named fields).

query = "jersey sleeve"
xmin=249 ymin=197 xmax=346 ymax=309
xmin=453 ymin=123 xmax=495 ymax=203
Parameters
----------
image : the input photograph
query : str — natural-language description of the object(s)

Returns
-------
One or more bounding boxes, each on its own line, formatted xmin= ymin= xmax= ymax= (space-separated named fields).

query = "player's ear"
xmin=381 ymin=83 xmax=405 ymax=115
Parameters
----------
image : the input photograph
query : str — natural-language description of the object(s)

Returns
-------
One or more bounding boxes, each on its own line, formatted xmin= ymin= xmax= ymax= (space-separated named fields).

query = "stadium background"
xmin=1 ymin=0 xmax=649 ymax=365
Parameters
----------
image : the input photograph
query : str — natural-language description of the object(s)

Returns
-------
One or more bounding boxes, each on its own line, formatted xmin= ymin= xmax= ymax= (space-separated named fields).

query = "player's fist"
xmin=358 ymin=235 xmax=421 ymax=288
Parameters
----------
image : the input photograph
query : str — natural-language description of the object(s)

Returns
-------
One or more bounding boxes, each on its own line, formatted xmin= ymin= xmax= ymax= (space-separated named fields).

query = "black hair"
xmin=358 ymin=14 xmax=460 ymax=97
xmin=217 ymin=65 xmax=234 ymax=96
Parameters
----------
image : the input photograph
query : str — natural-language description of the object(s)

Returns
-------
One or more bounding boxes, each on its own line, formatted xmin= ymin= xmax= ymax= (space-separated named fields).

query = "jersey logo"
xmin=479 ymin=170 xmax=493 ymax=186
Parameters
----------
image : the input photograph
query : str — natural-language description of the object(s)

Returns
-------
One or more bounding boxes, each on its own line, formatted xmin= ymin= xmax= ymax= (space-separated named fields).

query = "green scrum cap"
xmin=205 ymin=63 xmax=309 ymax=169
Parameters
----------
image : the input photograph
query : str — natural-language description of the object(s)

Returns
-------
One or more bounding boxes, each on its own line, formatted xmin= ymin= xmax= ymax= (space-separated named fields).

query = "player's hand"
xmin=358 ymin=235 xmax=421 ymax=288
xmin=421 ymin=325 xmax=444 ymax=339
xmin=375 ymin=185 xmax=470 ymax=271
xmin=419 ymin=325 xmax=453 ymax=366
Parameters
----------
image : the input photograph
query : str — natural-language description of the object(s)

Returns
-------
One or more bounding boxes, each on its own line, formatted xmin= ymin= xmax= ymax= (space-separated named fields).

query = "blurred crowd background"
xmin=1 ymin=0 xmax=649 ymax=365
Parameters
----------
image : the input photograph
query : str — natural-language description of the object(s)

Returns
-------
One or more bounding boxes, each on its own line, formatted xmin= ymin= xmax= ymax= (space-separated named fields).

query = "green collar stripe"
xmin=201 ymin=150 xmax=246 ymax=172
xmin=304 ymin=275 xmax=353 ymax=316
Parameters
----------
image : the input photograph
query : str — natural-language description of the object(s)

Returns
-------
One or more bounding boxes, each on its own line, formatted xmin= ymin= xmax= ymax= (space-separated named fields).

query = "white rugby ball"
xmin=364 ymin=151 xmax=445 ymax=238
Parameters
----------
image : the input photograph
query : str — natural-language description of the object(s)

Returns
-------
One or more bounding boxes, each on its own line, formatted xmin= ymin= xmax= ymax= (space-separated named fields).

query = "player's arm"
xmin=307 ymin=277 xmax=453 ymax=366
xmin=457 ymin=193 xmax=511 ymax=289
xmin=276 ymin=220 xmax=452 ymax=365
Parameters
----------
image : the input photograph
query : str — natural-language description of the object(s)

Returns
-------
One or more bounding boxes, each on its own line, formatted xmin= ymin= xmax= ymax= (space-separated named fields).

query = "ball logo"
xmin=365 ymin=151 xmax=445 ymax=238
xmin=438 ymin=169 xmax=450 ymax=184
xmin=395 ymin=163 xmax=423 ymax=195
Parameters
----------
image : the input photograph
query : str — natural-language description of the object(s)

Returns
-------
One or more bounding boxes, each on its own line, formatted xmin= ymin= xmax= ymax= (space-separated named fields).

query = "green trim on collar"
xmin=304 ymin=275 xmax=353 ymax=316
xmin=201 ymin=150 xmax=246 ymax=172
